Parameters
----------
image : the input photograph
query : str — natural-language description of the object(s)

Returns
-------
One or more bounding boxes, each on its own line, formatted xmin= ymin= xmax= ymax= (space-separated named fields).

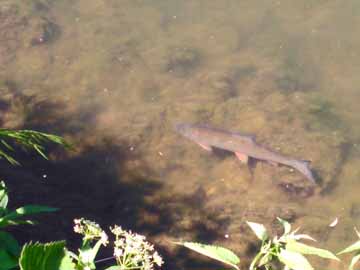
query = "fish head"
xmin=174 ymin=123 xmax=205 ymax=141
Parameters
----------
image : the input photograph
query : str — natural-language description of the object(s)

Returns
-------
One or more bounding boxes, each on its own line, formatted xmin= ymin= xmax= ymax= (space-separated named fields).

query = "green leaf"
xmin=338 ymin=241 xmax=360 ymax=255
xmin=1 ymin=205 xmax=58 ymax=221
xmin=0 ymin=219 xmax=37 ymax=228
xmin=0 ymin=181 xmax=8 ymax=216
xmin=0 ymin=129 xmax=71 ymax=165
xmin=349 ymin=253 xmax=360 ymax=270
xmin=277 ymin=217 xmax=291 ymax=235
xmin=0 ymin=231 xmax=21 ymax=257
xmin=0 ymin=248 xmax=18 ymax=270
xmin=286 ymin=240 xmax=339 ymax=261
xmin=246 ymin=221 xmax=268 ymax=241
xmin=19 ymin=241 xmax=75 ymax=270
xmin=258 ymin=252 xmax=272 ymax=266
xmin=278 ymin=249 xmax=313 ymax=270
xmin=175 ymin=241 xmax=240 ymax=270
xmin=78 ymin=240 xmax=103 ymax=268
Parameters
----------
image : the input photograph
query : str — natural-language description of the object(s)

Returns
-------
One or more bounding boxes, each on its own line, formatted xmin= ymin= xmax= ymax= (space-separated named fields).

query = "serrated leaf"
xmin=247 ymin=221 xmax=268 ymax=241
xmin=278 ymin=249 xmax=313 ymax=270
xmin=338 ymin=240 xmax=360 ymax=255
xmin=19 ymin=241 xmax=76 ymax=270
xmin=277 ymin=217 xmax=291 ymax=235
xmin=286 ymin=240 xmax=339 ymax=261
xmin=175 ymin=241 xmax=240 ymax=270
xmin=349 ymin=253 xmax=360 ymax=270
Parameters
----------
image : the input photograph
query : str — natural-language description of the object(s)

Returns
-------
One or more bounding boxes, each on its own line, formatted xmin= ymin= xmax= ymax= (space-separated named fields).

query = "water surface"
xmin=1 ymin=0 xmax=360 ymax=269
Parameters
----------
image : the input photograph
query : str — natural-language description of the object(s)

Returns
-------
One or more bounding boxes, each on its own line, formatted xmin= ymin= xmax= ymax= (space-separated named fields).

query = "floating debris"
xmin=329 ymin=217 xmax=338 ymax=228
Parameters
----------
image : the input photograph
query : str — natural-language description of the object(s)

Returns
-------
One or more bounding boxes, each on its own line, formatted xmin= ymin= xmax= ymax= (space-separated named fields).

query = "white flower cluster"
xmin=73 ymin=218 xmax=109 ymax=246
xmin=111 ymin=225 xmax=163 ymax=270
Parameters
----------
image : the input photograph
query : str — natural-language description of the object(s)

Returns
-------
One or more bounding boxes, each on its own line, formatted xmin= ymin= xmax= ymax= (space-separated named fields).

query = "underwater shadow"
xmin=0 ymin=91 xmax=231 ymax=269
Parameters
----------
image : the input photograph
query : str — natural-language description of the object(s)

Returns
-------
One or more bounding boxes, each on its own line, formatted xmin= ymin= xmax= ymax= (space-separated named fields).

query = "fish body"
xmin=175 ymin=123 xmax=316 ymax=184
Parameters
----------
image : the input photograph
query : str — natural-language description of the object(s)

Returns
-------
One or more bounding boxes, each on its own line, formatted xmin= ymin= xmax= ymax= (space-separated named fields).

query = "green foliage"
xmin=278 ymin=249 xmax=313 ymax=270
xmin=247 ymin=218 xmax=339 ymax=270
xmin=175 ymin=241 xmax=240 ymax=270
xmin=0 ymin=181 xmax=9 ymax=216
xmin=0 ymin=231 xmax=20 ymax=270
xmin=67 ymin=218 xmax=109 ymax=270
xmin=0 ymin=180 xmax=58 ymax=270
xmin=0 ymin=128 xmax=71 ymax=165
xmin=286 ymin=240 xmax=339 ymax=260
xmin=0 ymin=127 xmax=68 ymax=270
xmin=19 ymin=241 xmax=75 ymax=270
xmin=176 ymin=218 xmax=342 ymax=270
xmin=0 ymin=181 xmax=58 ymax=229
xmin=68 ymin=239 xmax=103 ymax=270
xmin=338 ymin=228 xmax=360 ymax=270
xmin=246 ymin=221 xmax=268 ymax=241
xmin=0 ymin=204 xmax=58 ymax=228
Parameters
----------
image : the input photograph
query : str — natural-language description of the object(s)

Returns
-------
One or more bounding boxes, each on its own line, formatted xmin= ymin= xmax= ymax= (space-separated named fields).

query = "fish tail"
xmin=292 ymin=160 xmax=316 ymax=184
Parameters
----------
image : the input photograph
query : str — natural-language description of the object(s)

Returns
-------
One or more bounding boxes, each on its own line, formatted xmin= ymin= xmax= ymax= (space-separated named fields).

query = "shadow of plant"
xmin=0 ymin=88 xmax=230 ymax=270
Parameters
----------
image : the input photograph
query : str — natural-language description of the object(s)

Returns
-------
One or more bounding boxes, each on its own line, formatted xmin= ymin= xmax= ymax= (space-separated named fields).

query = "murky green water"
xmin=2 ymin=0 xmax=360 ymax=269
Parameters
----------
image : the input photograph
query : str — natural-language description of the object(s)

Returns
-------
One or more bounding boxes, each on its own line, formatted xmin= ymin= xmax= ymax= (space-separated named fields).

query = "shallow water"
xmin=2 ymin=0 xmax=360 ymax=269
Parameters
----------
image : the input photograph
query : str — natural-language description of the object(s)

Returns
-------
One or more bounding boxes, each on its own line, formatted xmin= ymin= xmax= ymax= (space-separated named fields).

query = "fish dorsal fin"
xmin=231 ymin=132 xmax=256 ymax=143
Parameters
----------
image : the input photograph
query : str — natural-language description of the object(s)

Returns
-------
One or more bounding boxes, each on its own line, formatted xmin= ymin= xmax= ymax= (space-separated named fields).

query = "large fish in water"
xmin=175 ymin=123 xmax=316 ymax=184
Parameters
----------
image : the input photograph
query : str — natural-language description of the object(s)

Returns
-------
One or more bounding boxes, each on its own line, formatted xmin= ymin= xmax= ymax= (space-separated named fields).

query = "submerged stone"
xmin=278 ymin=181 xmax=315 ymax=198
xmin=164 ymin=47 xmax=202 ymax=77
xmin=30 ymin=17 xmax=61 ymax=46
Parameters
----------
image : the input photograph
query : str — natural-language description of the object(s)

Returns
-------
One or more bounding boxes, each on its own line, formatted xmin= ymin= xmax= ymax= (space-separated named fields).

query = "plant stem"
xmin=95 ymin=256 xmax=115 ymax=263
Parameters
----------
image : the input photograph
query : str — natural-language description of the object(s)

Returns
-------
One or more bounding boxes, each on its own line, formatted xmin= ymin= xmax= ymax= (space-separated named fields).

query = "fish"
xmin=175 ymin=123 xmax=316 ymax=184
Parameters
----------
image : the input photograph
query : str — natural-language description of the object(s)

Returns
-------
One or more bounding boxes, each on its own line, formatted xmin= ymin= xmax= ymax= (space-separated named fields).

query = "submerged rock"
xmin=164 ymin=47 xmax=202 ymax=77
xmin=29 ymin=17 xmax=60 ymax=46
xmin=278 ymin=181 xmax=315 ymax=198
